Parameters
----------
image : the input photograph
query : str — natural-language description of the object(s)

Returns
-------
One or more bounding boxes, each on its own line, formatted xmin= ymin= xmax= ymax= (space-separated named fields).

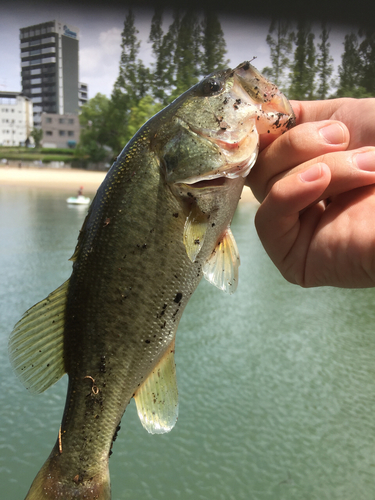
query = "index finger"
xmin=290 ymin=99 xmax=353 ymax=125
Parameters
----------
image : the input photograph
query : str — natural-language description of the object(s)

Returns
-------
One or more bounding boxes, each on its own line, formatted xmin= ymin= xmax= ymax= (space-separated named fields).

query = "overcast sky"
xmin=1 ymin=3 xmax=351 ymax=99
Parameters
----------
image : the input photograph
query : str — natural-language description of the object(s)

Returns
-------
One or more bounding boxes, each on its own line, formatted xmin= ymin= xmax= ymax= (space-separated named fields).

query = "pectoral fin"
xmin=134 ymin=341 xmax=179 ymax=434
xmin=8 ymin=280 xmax=68 ymax=393
xmin=203 ymin=226 xmax=240 ymax=294
xmin=183 ymin=209 xmax=209 ymax=262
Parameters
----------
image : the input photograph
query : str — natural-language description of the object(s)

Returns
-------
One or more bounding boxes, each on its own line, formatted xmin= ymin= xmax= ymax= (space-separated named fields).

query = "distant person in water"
xmin=78 ymin=186 xmax=83 ymax=196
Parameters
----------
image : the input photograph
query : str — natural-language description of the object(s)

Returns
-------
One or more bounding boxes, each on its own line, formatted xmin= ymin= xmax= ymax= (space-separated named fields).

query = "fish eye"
xmin=202 ymin=78 xmax=223 ymax=96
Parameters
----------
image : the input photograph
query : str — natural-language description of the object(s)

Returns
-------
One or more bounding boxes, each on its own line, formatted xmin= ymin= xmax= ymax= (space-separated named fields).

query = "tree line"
xmin=77 ymin=12 xmax=375 ymax=164
xmin=77 ymin=9 xmax=228 ymax=164
xmin=262 ymin=19 xmax=375 ymax=100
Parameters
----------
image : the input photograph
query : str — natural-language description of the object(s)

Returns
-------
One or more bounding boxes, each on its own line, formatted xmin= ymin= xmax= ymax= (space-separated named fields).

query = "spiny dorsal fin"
xmin=8 ymin=280 xmax=69 ymax=394
xmin=134 ymin=341 xmax=178 ymax=434
xmin=183 ymin=209 xmax=209 ymax=263
xmin=203 ymin=226 xmax=240 ymax=294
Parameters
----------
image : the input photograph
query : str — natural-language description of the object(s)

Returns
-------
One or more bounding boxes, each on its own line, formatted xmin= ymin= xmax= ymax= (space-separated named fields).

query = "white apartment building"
xmin=0 ymin=91 xmax=34 ymax=146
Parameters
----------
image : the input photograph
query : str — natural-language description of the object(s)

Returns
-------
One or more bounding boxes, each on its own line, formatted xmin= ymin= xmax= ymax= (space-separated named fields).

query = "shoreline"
xmin=0 ymin=166 xmax=258 ymax=202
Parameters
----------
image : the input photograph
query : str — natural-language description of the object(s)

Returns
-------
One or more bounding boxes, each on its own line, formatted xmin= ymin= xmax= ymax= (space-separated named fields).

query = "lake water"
xmin=1 ymin=185 xmax=375 ymax=500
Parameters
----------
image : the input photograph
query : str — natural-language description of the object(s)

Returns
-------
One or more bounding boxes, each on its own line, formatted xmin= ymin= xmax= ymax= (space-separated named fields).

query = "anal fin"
xmin=134 ymin=341 xmax=179 ymax=434
xmin=203 ymin=226 xmax=240 ymax=294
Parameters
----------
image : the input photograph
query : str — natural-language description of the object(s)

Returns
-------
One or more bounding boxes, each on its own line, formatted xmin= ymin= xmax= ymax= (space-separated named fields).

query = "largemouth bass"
xmin=9 ymin=62 xmax=294 ymax=500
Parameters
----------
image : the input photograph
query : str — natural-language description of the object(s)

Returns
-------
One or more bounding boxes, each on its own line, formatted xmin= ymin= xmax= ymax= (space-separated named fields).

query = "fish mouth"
xmin=176 ymin=149 xmax=257 ymax=192
xmin=176 ymin=120 xmax=258 ymax=190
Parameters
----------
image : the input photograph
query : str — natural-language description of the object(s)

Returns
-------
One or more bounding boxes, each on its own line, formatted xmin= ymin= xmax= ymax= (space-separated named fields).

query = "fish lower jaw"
xmin=178 ymin=153 xmax=258 ymax=191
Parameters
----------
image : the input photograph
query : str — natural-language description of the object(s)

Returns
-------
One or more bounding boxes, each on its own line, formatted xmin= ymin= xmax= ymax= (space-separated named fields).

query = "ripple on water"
xmin=1 ymin=191 xmax=375 ymax=499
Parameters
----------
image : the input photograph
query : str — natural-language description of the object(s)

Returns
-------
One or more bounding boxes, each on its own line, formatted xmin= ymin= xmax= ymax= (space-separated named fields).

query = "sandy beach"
xmin=0 ymin=166 xmax=106 ymax=193
xmin=0 ymin=166 xmax=258 ymax=202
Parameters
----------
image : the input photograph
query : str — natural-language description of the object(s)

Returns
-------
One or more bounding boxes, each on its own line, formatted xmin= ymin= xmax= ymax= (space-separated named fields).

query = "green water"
xmin=1 ymin=186 xmax=375 ymax=500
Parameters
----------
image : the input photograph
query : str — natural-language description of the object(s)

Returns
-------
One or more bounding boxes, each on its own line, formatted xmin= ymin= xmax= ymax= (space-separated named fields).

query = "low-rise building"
xmin=0 ymin=91 xmax=33 ymax=146
xmin=41 ymin=112 xmax=80 ymax=148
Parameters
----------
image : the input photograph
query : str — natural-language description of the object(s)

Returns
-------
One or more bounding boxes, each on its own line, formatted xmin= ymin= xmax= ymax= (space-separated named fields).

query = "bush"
xmin=41 ymin=148 xmax=76 ymax=155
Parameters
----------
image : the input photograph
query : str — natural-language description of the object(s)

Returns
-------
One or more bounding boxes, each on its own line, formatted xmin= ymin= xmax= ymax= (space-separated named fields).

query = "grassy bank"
xmin=0 ymin=146 xmax=76 ymax=163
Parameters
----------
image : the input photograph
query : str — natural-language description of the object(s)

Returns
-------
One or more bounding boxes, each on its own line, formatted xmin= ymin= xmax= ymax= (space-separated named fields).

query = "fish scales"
xmin=8 ymin=62 xmax=295 ymax=499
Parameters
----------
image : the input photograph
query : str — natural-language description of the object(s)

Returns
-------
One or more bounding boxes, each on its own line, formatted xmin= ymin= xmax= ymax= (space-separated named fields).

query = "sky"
xmin=0 ymin=3 xmax=354 ymax=99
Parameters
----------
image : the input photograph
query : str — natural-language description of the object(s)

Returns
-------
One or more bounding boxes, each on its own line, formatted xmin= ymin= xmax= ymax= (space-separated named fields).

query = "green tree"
xmin=30 ymin=128 xmax=43 ymax=148
xmin=149 ymin=8 xmax=178 ymax=105
xmin=113 ymin=9 xmax=149 ymax=104
xmin=127 ymin=95 xmax=164 ymax=138
xmin=172 ymin=11 xmax=202 ymax=98
xmin=200 ymin=11 xmax=229 ymax=75
xmin=316 ymin=22 xmax=333 ymax=99
xmin=358 ymin=29 xmax=375 ymax=95
xmin=335 ymin=33 xmax=369 ymax=97
xmin=110 ymin=9 xmax=152 ymax=150
xmin=289 ymin=21 xmax=316 ymax=100
xmin=76 ymin=93 xmax=113 ymax=163
xmin=262 ymin=19 xmax=294 ymax=91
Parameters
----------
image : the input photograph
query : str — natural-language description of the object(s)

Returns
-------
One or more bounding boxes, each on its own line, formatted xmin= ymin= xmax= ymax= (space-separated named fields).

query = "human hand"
xmin=247 ymin=98 xmax=375 ymax=288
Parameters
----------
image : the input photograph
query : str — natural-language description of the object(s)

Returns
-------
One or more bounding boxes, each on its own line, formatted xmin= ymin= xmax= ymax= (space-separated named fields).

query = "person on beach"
xmin=246 ymin=98 xmax=375 ymax=289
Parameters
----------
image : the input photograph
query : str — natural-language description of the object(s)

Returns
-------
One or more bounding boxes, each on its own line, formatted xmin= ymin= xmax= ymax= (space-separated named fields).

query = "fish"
xmin=8 ymin=61 xmax=294 ymax=500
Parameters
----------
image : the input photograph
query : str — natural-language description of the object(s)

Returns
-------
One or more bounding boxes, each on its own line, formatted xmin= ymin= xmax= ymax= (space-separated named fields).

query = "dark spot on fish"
xmin=236 ymin=98 xmax=241 ymax=105
xmin=173 ymin=212 xmax=179 ymax=218
xmin=194 ymin=238 xmax=200 ymax=245
xmin=223 ymin=97 xmax=228 ymax=105
xmin=211 ymin=223 xmax=216 ymax=227
xmin=142 ymin=243 xmax=147 ymax=249
xmin=103 ymin=217 xmax=111 ymax=227
xmin=144 ymin=339 xmax=151 ymax=344
xmin=267 ymin=130 xmax=270 ymax=134
xmin=174 ymin=292 xmax=183 ymax=303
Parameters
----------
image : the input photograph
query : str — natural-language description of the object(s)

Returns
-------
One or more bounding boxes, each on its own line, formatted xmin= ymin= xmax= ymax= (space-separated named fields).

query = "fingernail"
xmin=355 ymin=151 xmax=375 ymax=171
xmin=319 ymin=123 xmax=346 ymax=144
xmin=299 ymin=163 xmax=324 ymax=182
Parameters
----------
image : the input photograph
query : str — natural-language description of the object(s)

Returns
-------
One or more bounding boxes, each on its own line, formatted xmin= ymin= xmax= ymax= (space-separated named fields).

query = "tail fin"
xmin=25 ymin=442 xmax=111 ymax=500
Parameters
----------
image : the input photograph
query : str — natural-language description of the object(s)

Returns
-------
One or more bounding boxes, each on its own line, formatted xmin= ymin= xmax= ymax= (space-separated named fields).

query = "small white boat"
xmin=66 ymin=195 xmax=91 ymax=205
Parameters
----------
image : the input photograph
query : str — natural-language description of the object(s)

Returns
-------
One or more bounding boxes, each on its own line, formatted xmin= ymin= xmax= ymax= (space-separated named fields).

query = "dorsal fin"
xmin=8 ymin=280 xmax=69 ymax=394
xmin=203 ymin=226 xmax=240 ymax=294
xmin=134 ymin=341 xmax=178 ymax=434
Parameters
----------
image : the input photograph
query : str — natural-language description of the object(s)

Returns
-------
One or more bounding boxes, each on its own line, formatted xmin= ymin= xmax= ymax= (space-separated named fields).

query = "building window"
xmin=68 ymin=118 xmax=74 ymax=124
xmin=68 ymin=131 xmax=74 ymax=137
xmin=46 ymin=131 xmax=53 ymax=136
xmin=59 ymin=130 xmax=66 ymax=136
xmin=59 ymin=118 xmax=65 ymax=124
xmin=45 ymin=117 xmax=52 ymax=123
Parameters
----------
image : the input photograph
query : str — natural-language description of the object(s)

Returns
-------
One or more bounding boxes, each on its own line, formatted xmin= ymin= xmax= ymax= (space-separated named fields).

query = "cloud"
xmin=79 ymin=27 xmax=122 ymax=97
